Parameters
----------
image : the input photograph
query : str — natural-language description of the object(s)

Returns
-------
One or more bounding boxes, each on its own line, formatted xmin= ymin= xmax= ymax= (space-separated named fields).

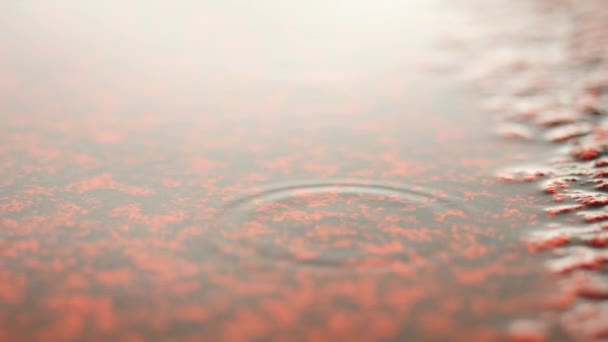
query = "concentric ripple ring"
xmin=208 ymin=178 xmax=465 ymax=271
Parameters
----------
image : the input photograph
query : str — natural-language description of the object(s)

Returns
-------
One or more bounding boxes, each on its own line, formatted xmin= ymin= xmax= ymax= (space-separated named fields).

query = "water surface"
xmin=0 ymin=0 xmax=568 ymax=340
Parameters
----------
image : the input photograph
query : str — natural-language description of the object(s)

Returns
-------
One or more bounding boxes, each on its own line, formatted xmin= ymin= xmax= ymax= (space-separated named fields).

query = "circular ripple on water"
xmin=208 ymin=178 xmax=466 ymax=271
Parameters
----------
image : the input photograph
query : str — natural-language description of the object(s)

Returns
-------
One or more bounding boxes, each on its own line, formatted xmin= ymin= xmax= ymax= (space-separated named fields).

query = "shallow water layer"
xmin=0 ymin=0 xmax=577 ymax=341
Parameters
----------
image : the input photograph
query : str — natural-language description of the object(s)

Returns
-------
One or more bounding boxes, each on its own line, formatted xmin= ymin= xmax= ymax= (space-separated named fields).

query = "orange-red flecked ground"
xmin=459 ymin=0 xmax=608 ymax=339
xmin=0 ymin=0 xmax=605 ymax=341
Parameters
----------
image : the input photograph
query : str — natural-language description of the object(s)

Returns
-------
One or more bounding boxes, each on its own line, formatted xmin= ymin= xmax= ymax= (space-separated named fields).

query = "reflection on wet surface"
xmin=0 ymin=0 xmax=605 ymax=340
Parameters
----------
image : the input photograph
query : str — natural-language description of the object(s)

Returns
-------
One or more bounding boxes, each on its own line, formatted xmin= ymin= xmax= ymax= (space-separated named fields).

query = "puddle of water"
xmin=0 ymin=0 xmax=574 ymax=341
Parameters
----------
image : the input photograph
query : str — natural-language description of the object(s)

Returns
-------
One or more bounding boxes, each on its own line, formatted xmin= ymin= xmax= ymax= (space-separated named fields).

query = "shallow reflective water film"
xmin=0 ymin=0 xmax=587 ymax=341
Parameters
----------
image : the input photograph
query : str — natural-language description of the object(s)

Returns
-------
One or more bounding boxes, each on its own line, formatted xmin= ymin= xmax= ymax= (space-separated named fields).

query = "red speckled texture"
xmin=0 ymin=0 xmax=602 ymax=341
xmin=458 ymin=0 xmax=608 ymax=340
